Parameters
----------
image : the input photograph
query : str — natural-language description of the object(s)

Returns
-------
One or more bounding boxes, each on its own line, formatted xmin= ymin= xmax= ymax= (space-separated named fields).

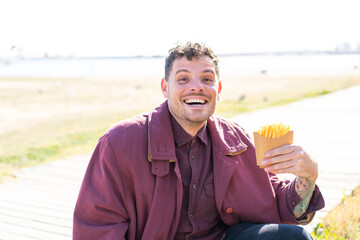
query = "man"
xmin=73 ymin=42 xmax=324 ymax=239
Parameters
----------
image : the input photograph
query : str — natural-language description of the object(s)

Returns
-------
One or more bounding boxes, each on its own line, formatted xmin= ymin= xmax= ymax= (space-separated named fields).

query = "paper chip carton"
xmin=253 ymin=130 xmax=294 ymax=166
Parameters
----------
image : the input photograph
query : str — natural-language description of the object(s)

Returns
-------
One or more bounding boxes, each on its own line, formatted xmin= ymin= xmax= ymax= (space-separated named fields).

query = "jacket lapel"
xmin=207 ymin=116 xmax=248 ymax=211
xmin=212 ymin=151 xmax=238 ymax=212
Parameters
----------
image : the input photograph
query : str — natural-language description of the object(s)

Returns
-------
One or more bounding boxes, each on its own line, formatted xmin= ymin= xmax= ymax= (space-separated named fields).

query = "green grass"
xmin=312 ymin=184 xmax=360 ymax=239
xmin=1 ymin=127 xmax=101 ymax=178
xmin=0 ymin=110 xmax=141 ymax=179
xmin=2 ymin=128 xmax=102 ymax=170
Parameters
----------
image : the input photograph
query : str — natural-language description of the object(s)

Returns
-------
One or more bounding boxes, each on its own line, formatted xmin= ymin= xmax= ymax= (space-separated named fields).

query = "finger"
xmin=261 ymin=147 xmax=301 ymax=167
xmin=265 ymin=145 xmax=298 ymax=158
xmin=266 ymin=165 xmax=298 ymax=175
xmin=266 ymin=157 xmax=317 ymax=178
xmin=264 ymin=159 xmax=297 ymax=173
xmin=261 ymin=152 xmax=295 ymax=167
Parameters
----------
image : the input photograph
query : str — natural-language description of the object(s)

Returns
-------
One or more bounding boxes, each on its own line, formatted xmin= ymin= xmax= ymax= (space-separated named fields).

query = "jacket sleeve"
xmin=270 ymin=173 xmax=325 ymax=224
xmin=73 ymin=135 xmax=129 ymax=239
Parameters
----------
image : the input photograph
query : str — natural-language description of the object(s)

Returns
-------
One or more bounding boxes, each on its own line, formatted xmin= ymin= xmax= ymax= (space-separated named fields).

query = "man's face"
xmin=161 ymin=56 xmax=222 ymax=133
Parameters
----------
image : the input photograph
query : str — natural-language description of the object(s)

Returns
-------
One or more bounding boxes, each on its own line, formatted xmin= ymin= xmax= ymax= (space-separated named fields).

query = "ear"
xmin=161 ymin=78 xmax=168 ymax=98
xmin=217 ymin=80 xmax=222 ymax=101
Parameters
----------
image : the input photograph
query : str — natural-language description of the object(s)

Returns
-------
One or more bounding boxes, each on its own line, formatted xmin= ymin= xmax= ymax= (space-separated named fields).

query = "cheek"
xmin=163 ymin=91 xmax=168 ymax=98
xmin=208 ymin=86 xmax=219 ymax=97
xmin=166 ymin=90 xmax=180 ymax=103
xmin=170 ymin=87 xmax=184 ymax=98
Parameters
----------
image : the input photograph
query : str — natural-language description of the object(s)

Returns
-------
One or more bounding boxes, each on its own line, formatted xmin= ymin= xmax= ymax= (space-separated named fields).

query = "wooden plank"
xmin=0 ymin=179 xmax=81 ymax=201
xmin=0 ymin=230 xmax=39 ymax=240
xmin=0 ymin=207 xmax=71 ymax=228
xmin=0 ymin=221 xmax=70 ymax=240
xmin=0 ymin=214 xmax=71 ymax=236
xmin=0 ymin=193 xmax=76 ymax=210
xmin=0 ymin=201 xmax=72 ymax=220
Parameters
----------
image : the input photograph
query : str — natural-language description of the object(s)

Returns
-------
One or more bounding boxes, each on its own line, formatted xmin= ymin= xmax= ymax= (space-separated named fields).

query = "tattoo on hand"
xmin=293 ymin=177 xmax=315 ymax=219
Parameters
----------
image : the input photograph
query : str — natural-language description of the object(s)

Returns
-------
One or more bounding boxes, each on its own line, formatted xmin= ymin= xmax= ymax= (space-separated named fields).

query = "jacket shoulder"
xmin=100 ymin=112 xmax=149 ymax=144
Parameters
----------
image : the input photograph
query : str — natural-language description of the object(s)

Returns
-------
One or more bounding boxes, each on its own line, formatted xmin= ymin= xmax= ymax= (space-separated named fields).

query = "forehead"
xmin=171 ymin=56 xmax=216 ymax=74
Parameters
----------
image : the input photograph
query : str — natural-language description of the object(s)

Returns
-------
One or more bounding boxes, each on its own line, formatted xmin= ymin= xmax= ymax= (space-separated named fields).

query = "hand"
xmin=260 ymin=145 xmax=318 ymax=182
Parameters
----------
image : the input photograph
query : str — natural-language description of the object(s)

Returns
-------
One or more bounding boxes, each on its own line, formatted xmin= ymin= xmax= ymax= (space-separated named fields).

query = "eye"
xmin=203 ymin=77 xmax=214 ymax=83
xmin=178 ymin=77 xmax=188 ymax=83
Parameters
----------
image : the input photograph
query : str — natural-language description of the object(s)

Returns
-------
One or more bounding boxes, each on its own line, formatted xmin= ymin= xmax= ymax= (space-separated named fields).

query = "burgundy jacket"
xmin=73 ymin=101 xmax=324 ymax=239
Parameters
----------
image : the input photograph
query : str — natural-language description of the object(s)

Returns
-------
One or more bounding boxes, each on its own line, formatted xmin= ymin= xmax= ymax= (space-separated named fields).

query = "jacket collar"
xmin=147 ymin=101 xmax=247 ymax=162
xmin=148 ymin=101 xmax=177 ymax=162
xmin=207 ymin=115 xmax=248 ymax=156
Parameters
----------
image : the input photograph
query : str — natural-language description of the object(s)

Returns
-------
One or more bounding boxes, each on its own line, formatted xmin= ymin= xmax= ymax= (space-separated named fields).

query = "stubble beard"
xmin=168 ymin=97 xmax=217 ymax=133
xmin=182 ymin=101 xmax=216 ymax=127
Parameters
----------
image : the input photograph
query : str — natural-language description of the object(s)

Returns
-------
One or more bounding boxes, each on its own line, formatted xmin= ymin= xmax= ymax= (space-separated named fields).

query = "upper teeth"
xmin=185 ymin=99 xmax=205 ymax=104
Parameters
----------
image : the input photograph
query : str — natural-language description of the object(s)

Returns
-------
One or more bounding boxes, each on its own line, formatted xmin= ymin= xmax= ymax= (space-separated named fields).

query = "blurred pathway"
xmin=1 ymin=86 xmax=359 ymax=239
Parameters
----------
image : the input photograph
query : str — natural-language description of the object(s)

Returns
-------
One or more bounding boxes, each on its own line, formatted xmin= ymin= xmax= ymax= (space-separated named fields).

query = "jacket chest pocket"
xmin=202 ymin=181 xmax=218 ymax=224
xmin=204 ymin=182 xmax=215 ymax=198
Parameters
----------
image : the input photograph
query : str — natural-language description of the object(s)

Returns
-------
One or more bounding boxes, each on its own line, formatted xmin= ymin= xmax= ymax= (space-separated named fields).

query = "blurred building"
xmin=334 ymin=42 xmax=360 ymax=54
xmin=356 ymin=43 xmax=360 ymax=53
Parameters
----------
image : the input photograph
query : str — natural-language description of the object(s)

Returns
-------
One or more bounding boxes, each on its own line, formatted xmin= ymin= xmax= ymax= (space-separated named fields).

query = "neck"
xmin=183 ymin=123 xmax=205 ymax=137
xmin=172 ymin=115 xmax=206 ymax=137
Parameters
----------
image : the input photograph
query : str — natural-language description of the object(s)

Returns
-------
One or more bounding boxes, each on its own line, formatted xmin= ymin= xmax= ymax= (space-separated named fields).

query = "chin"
xmin=186 ymin=113 xmax=212 ymax=124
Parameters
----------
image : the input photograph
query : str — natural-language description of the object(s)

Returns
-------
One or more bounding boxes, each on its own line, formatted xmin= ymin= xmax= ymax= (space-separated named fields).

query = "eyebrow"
xmin=175 ymin=69 xmax=215 ymax=75
xmin=175 ymin=69 xmax=190 ymax=75
xmin=203 ymin=69 xmax=215 ymax=75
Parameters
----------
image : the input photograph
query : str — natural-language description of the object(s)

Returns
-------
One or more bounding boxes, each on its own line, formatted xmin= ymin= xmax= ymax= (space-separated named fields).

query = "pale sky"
xmin=1 ymin=0 xmax=359 ymax=58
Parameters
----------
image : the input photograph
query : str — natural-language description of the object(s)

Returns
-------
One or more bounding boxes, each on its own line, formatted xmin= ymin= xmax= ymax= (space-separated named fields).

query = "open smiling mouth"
xmin=184 ymin=99 xmax=208 ymax=106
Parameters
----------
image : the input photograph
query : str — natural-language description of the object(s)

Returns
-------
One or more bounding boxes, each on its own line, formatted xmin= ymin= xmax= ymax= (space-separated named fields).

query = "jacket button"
xmin=226 ymin=208 xmax=233 ymax=214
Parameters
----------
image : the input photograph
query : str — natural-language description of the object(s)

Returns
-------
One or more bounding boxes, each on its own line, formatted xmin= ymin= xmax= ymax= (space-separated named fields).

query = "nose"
xmin=190 ymin=78 xmax=204 ymax=92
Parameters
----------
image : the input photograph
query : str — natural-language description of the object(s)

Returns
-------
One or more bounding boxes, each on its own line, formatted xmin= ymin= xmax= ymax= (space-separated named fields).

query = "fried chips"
xmin=257 ymin=123 xmax=290 ymax=139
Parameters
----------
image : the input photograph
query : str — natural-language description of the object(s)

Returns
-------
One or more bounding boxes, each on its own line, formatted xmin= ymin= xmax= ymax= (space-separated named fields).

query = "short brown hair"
xmin=164 ymin=41 xmax=219 ymax=80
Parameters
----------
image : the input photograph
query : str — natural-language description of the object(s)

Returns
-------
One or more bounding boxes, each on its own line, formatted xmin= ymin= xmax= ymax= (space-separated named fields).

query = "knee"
xmin=260 ymin=224 xmax=312 ymax=240
xmin=225 ymin=223 xmax=312 ymax=240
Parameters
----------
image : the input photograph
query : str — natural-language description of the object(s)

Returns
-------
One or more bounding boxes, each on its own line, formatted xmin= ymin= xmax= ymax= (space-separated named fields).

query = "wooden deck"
xmin=0 ymin=155 xmax=89 ymax=240
xmin=1 ymin=86 xmax=360 ymax=239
